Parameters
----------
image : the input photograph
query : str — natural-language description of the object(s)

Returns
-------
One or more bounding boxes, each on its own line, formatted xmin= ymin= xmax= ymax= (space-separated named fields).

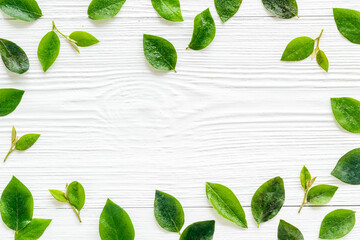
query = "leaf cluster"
xmin=49 ymin=181 xmax=86 ymax=223
xmin=0 ymin=177 xmax=51 ymax=240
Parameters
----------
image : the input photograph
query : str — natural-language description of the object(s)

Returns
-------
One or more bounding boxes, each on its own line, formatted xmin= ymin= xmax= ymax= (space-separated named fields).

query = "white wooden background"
xmin=1 ymin=0 xmax=360 ymax=239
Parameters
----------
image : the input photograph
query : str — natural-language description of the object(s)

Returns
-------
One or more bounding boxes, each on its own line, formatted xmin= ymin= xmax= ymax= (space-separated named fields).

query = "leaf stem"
xmin=312 ymin=29 xmax=324 ymax=59
xmin=3 ymin=147 xmax=15 ymax=163
xmin=298 ymin=190 xmax=308 ymax=213
xmin=69 ymin=202 xmax=82 ymax=223
xmin=52 ymin=21 xmax=80 ymax=53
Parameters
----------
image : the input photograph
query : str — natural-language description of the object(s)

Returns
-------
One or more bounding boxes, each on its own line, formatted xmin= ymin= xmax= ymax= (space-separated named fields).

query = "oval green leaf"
xmin=333 ymin=8 xmax=360 ymax=44
xmin=15 ymin=218 xmax=51 ymax=240
xmin=331 ymin=97 xmax=360 ymax=133
xmin=262 ymin=0 xmax=298 ymax=19
xmin=215 ymin=0 xmax=242 ymax=23
xmin=0 ymin=88 xmax=24 ymax=117
xmin=331 ymin=148 xmax=360 ymax=184
xmin=0 ymin=176 xmax=33 ymax=231
xmin=281 ymin=37 xmax=315 ymax=61
xmin=99 ymin=199 xmax=135 ymax=240
xmin=307 ymin=185 xmax=338 ymax=205
xmin=180 ymin=221 xmax=215 ymax=240
xmin=300 ymin=166 xmax=311 ymax=190
xmin=15 ymin=134 xmax=40 ymax=151
xmin=154 ymin=190 xmax=184 ymax=233
xmin=251 ymin=177 xmax=285 ymax=227
xmin=143 ymin=34 xmax=177 ymax=72
xmin=0 ymin=0 xmax=42 ymax=22
xmin=151 ymin=0 xmax=183 ymax=22
xmin=278 ymin=220 xmax=304 ymax=240
xmin=188 ymin=8 xmax=216 ymax=50
xmin=37 ymin=31 xmax=60 ymax=72
xmin=69 ymin=31 xmax=100 ymax=47
xmin=88 ymin=0 xmax=127 ymax=20
xmin=67 ymin=181 xmax=85 ymax=211
xmin=319 ymin=209 xmax=355 ymax=239
xmin=206 ymin=182 xmax=247 ymax=228
xmin=316 ymin=50 xmax=329 ymax=72
xmin=0 ymin=39 xmax=29 ymax=74
xmin=49 ymin=190 xmax=67 ymax=203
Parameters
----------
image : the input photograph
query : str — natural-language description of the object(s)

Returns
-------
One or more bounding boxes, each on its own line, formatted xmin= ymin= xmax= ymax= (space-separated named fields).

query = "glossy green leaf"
xmin=151 ymin=0 xmax=183 ymax=22
xmin=188 ymin=9 xmax=216 ymax=50
xmin=319 ymin=209 xmax=355 ymax=239
xmin=15 ymin=218 xmax=51 ymax=240
xmin=215 ymin=0 xmax=242 ymax=23
xmin=206 ymin=182 xmax=247 ymax=228
xmin=262 ymin=0 xmax=298 ymax=19
xmin=332 ymin=148 xmax=360 ymax=184
xmin=143 ymin=34 xmax=177 ymax=72
xmin=0 ymin=0 xmax=42 ymax=22
xmin=0 ymin=88 xmax=24 ymax=117
xmin=15 ymin=134 xmax=40 ymax=151
xmin=278 ymin=220 xmax=304 ymax=240
xmin=281 ymin=37 xmax=315 ymax=61
xmin=88 ymin=0 xmax=127 ymax=20
xmin=49 ymin=190 xmax=67 ymax=203
xmin=69 ymin=31 xmax=100 ymax=47
xmin=307 ymin=185 xmax=338 ymax=205
xmin=0 ymin=176 xmax=33 ymax=231
xmin=154 ymin=190 xmax=184 ymax=233
xmin=99 ymin=199 xmax=135 ymax=240
xmin=251 ymin=177 xmax=285 ymax=227
xmin=180 ymin=221 xmax=215 ymax=240
xmin=0 ymin=39 xmax=29 ymax=74
xmin=331 ymin=97 xmax=360 ymax=133
xmin=333 ymin=8 xmax=360 ymax=44
xmin=37 ymin=31 xmax=60 ymax=72
xmin=300 ymin=166 xmax=311 ymax=190
xmin=67 ymin=181 xmax=85 ymax=211
xmin=316 ymin=50 xmax=329 ymax=72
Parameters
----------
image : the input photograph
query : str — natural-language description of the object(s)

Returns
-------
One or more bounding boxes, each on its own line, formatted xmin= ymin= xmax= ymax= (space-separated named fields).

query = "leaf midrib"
xmin=1 ymin=0 xmax=42 ymax=18
xmin=158 ymin=0 xmax=181 ymax=19
xmin=206 ymin=183 xmax=244 ymax=226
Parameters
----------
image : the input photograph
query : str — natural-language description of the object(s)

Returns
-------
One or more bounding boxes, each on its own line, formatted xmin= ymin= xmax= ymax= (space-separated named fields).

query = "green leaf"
xmin=319 ymin=209 xmax=355 ymax=239
xmin=15 ymin=218 xmax=51 ymax=240
xmin=154 ymin=190 xmax=184 ymax=233
xmin=143 ymin=34 xmax=177 ymax=72
xmin=278 ymin=220 xmax=304 ymax=240
xmin=0 ymin=39 xmax=29 ymax=74
xmin=151 ymin=0 xmax=183 ymax=22
xmin=88 ymin=0 xmax=127 ymax=20
xmin=251 ymin=177 xmax=285 ymax=227
xmin=188 ymin=8 xmax=216 ymax=50
xmin=0 ymin=176 xmax=33 ymax=231
xmin=262 ymin=0 xmax=298 ymax=19
xmin=215 ymin=0 xmax=242 ymax=23
xmin=300 ymin=166 xmax=311 ymax=190
xmin=15 ymin=134 xmax=40 ymax=151
xmin=316 ymin=50 xmax=329 ymax=72
xmin=206 ymin=182 xmax=247 ymax=228
xmin=37 ymin=31 xmax=60 ymax=72
xmin=333 ymin=8 xmax=360 ymax=44
xmin=69 ymin=31 xmax=100 ymax=47
xmin=331 ymin=97 xmax=360 ymax=133
xmin=49 ymin=190 xmax=67 ymax=203
xmin=307 ymin=185 xmax=338 ymax=205
xmin=180 ymin=221 xmax=215 ymax=240
xmin=99 ymin=199 xmax=135 ymax=240
xmin=0 ymin=0 xmax=42 ymax=22
xmin=0 ymin=88 xmax=24 ymax=117
xmin=281 ymin=37 xmax=315 ymax=61
xmin=331 ymin=148 xmax=360 ymax=184
xmin=67 ymin=181 xmax=85 ymax=211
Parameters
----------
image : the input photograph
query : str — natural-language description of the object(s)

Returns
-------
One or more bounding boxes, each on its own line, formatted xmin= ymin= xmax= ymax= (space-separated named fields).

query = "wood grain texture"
xmin=1 ymin=0 xmax=360 ymax=239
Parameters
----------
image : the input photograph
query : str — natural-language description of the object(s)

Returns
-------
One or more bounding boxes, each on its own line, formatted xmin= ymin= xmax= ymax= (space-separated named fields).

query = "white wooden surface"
xmin=1 ymin=0 xmax=360 ymax=239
